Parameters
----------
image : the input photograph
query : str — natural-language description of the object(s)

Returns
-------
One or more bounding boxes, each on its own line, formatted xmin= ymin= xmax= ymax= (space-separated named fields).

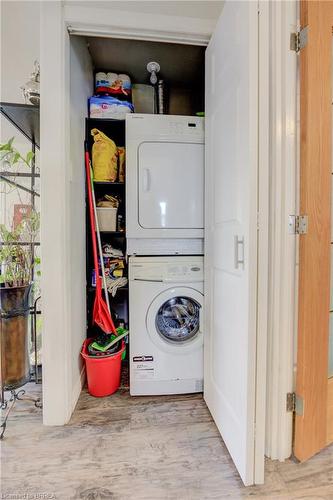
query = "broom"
xmin=85 ymin=143 xmax=116 ymax=337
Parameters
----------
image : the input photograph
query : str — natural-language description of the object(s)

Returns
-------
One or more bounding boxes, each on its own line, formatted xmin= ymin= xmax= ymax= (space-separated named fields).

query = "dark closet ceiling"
xmin=86 ymin=37 xmax=205 ymax=87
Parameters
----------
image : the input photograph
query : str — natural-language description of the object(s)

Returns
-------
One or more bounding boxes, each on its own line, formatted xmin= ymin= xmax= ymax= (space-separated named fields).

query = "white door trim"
xmin=67 ymin=25 xmax=209 ymax=46
xmin=64 ymin=3 xmax=213 ymax=46
xmin=40 ymin=2 xmax=212 ymax=426
xmin=40 ymin=0 xmax=73 ymax=425
xmin=255 ymin=0 xmax=269 ymax=483
xmin=265 ymin=0 xmax=297 ymax=461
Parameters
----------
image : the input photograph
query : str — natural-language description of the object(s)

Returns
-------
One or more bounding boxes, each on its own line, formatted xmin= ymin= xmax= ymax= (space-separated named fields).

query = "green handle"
xmin=103 ymin=330 xmax=129 ymax=350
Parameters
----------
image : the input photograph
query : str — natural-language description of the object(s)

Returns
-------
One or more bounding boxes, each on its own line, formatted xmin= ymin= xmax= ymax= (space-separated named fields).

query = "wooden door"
xmin=204 ymin=0 xmax=267 ymax=485
xmin=295 ymin=0 xmax=333 ymax=461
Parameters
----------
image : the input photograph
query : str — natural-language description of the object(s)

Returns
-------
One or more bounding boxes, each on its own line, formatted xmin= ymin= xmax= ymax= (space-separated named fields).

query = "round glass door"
xmin=155 ymin=296 xmax=201 ymax=343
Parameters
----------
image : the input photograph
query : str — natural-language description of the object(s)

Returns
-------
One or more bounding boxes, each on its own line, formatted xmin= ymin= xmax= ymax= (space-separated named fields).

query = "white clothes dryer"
xmin=129 ymin=256 xmax=204 ymax=396
xmin=126 ymin=114 xmax=204 ymax=255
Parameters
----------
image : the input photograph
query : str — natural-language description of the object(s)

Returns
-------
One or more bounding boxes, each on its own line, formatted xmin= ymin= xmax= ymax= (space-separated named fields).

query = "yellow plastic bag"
xmin=117 ymin=147 xmax=125 ymax=183
xmin=91 ymin=128 xmax=118 ymax=182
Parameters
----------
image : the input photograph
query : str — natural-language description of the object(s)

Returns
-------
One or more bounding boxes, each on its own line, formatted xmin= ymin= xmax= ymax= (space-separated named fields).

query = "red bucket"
xmin=81 ymin=338 xmax=125 ymax=397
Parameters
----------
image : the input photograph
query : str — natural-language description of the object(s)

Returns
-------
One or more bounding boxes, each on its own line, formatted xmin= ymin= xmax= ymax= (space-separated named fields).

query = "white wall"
xmin=40 ymin=1 xmax=72 ymax=424
xmin=0 ymin=0 xmax=40 ymax=226
xmin=65 ymin=1 xmax=224 ymax=20
xmin=40 ymin=2 xmax=92 ymax=425
xmin=0 ymin=0 xmax=40 ymax=103
xmin=69 ymin=36 xmax=94 ymax=409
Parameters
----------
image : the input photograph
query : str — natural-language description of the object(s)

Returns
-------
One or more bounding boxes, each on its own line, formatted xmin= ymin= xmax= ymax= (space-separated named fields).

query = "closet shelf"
xmin=99 ymin=231 xmax=126 ymax=237
xmin=94 ymin=181 xmax=125 ymax=186
xmin=87 ymin=118 xmax=125 ymax=124
xmin=88 ymin=286 xmax=128 ymax=293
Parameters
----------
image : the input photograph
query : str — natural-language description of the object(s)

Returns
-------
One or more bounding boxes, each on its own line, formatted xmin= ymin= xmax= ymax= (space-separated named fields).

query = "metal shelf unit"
xmin=0 ymin=102 xmax=41 ymax=384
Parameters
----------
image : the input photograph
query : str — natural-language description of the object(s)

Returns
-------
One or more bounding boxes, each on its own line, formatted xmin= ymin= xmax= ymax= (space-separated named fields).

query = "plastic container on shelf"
xmin=96 ymin=207 xmax=117 ymax=232
xmin=132 ymin=84 xmax=156 ymax=113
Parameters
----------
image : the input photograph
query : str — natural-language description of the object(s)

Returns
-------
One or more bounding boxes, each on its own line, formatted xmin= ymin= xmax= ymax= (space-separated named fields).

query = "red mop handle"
xmin=85 ymin=148 xmax=102 ymax=295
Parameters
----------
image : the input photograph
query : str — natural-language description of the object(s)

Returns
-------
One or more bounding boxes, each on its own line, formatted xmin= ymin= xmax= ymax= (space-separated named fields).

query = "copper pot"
xmin=0 ymin=284 xmax=32 ymax=390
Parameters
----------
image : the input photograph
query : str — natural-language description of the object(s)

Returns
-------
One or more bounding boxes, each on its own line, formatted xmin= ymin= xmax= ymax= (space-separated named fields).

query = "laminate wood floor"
xmin=1 ymin=384 xmax=333 ymax=499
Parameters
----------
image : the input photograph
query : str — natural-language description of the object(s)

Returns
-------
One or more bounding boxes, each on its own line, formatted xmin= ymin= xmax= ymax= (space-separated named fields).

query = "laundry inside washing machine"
xmin=155 ymin=296 xmax=201 ymax=343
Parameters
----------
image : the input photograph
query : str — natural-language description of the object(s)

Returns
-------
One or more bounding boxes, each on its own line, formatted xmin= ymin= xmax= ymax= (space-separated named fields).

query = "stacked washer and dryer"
xmin=126 ymin=114 xmax=204 ymax=396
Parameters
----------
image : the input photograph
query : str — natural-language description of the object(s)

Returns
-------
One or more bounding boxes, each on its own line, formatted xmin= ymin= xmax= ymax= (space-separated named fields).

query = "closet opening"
xmin=69 ymin=33 xmax=206 ymax=398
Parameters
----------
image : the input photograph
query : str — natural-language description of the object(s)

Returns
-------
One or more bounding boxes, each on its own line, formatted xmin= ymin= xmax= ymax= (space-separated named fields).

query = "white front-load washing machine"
xmin=129 ymin=256 xmax=204 ymax=396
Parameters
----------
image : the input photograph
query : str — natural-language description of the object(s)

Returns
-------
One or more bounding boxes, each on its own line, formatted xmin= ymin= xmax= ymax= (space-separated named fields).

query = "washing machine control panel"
xmin=130 ymin=258 xmax=203 ymax=282
xmin=165 ymin=264 xmax=203 ymax=281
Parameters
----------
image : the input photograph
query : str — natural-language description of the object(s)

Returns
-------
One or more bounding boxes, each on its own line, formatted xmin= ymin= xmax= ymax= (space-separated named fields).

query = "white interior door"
xmin=204 ymin=0 xmax=266 ymax=486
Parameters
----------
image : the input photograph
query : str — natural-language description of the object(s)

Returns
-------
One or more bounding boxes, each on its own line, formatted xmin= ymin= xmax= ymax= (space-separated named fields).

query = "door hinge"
xmin=290 ymin=26 xmax=308 ymax=53
xmin=286 ymin=392 xmax=304 ymax=415
xmin=288 ymin=215 xmax=308 ymax=235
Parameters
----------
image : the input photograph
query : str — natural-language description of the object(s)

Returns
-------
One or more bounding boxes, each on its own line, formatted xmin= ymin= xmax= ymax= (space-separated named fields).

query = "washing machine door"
xmin=146 ymin=287 xmax=203 ymax=353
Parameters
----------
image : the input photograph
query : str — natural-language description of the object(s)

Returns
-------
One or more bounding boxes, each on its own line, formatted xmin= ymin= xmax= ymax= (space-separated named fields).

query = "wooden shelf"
xmin=99 ymin=231 xmax=126 ymax=237
xmin=88 ymin=285 xmax=128 ymax=293
xmin=87 ymin=118 xmax=125 ymax=124
xmin=94 ymin=181 xmax=125 ymax=186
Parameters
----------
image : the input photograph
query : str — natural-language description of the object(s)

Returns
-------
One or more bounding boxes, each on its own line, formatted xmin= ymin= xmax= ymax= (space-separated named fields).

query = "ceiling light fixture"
xmin=147 ymin=61 xmax=160 ymax=85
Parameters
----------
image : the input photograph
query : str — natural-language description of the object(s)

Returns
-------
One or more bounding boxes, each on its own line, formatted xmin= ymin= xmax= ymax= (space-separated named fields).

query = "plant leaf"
xmin=12 ymin=152 xmax=21 ymax=164
xmin=0 ymin=142 xmax=11 ymax=151
xmin=26 ymin=151 xmax=34 ymax=165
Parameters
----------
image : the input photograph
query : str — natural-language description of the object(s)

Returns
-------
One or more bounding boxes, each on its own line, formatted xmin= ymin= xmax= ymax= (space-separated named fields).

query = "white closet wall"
xmin=69 ymin=36 xmax=94 ymax=402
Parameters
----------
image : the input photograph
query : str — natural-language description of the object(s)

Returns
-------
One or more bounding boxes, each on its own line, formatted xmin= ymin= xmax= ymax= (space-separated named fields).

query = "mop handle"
xmin=84 ymin=147 xmax=100 ymax=293
xmin=90 ymin=165 xmax=112 ymax=315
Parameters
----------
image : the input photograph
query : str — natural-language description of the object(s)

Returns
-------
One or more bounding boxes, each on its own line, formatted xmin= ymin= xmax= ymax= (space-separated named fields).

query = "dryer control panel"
xmin=126 ymin=114 xmax=204 ymax=142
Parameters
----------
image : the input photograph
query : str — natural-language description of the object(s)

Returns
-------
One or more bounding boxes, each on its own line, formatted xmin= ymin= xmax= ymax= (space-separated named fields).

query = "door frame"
xmin=265 ymin=0 xmax=298 ymax=461
xmin=41 ymin=0 xmax=292 ymax=465
xmin=294 ymin=0 xmax=333 ymax=461
xmin=40 ymin=1 xmax=212 ymax=426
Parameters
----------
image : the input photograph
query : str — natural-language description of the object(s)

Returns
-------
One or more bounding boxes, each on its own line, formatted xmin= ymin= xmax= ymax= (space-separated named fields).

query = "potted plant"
xmin=0 ymin=139 xmax=40 ymax=391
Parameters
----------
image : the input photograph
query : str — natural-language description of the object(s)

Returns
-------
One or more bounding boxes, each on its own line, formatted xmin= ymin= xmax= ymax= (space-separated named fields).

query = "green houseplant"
xmin=0 ymin=139 xmax=40 ymax=391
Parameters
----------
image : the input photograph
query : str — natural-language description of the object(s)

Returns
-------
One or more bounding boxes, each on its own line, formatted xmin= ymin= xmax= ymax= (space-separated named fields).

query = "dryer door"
xmin=146 ymin=286 xmax=203 ymax=354
xmin=138 ymin=142 xmax=204 ymax=229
